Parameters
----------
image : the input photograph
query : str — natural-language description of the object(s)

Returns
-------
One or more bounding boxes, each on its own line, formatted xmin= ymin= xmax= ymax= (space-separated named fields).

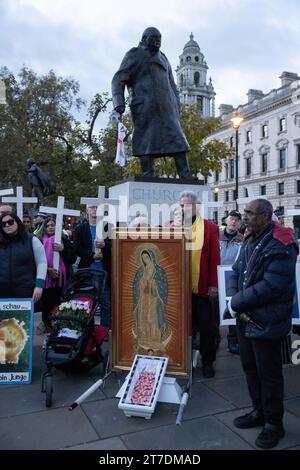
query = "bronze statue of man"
xmin=112 ymin=27 xmax=191 ymax=178
xmin=26 ymin=157 xmax=55 ymax=208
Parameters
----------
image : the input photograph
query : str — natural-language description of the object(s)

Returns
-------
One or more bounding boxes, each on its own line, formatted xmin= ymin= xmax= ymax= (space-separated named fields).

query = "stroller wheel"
xmin=45 ymin=374 xmax=53 ymax=408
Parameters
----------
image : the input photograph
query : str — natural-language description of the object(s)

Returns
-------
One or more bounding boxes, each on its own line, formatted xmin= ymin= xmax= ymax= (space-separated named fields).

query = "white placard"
xmin=218 ymin=264 xmax=300 ymax=326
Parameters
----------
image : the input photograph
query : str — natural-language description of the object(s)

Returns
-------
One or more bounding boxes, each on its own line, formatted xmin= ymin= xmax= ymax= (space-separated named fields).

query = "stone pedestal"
xmin=109 ymin=177 xmax=210 ymax=226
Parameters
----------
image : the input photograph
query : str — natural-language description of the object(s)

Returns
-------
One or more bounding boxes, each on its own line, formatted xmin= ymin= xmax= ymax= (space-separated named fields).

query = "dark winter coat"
xmin=0 ymin=234 xmax=36 ymax=297
xmin=74 ymin=220 xmax=111 ymax=278
xmin=112 ymin=45 xmax=190 ymax=156
xmin=227 ymin=223 xmax=299 ymax=340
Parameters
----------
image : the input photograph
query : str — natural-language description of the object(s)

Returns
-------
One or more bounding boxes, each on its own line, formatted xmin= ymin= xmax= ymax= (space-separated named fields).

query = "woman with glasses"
xmin=38 ymin=216 xmax=76 ymax=329
xmin=0 ymin=212 xmax=47 ymax=302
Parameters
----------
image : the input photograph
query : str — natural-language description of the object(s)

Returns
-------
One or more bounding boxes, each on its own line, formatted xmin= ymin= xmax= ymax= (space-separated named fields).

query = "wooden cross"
xmin=2 ymin=186 xmax=37 ymax=219
xmin=80 ymin=186 xmax=120 ymax=239
xmin=40 ymin=196 xmax=80 ymax=270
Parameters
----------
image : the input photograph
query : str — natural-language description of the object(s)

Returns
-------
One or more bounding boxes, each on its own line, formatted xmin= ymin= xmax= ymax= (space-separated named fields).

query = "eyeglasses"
xmin=243 ymin=210 xmax=265 ymax=216
xmin=1 ymin=219 xmax=15 ymax=228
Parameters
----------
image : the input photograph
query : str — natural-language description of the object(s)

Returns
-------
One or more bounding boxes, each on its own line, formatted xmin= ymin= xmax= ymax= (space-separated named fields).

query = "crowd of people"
xmin=0 ymin=190 xmax=299 ymax=449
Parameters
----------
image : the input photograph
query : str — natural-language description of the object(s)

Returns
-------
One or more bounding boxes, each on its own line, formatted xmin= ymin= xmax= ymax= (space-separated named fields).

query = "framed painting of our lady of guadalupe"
xmin=112 ymin=228 xmax=191 ymax=375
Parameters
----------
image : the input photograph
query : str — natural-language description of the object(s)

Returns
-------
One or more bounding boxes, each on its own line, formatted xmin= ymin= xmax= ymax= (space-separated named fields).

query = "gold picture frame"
xmin=112 ymin=228 xmax=191 ymax=376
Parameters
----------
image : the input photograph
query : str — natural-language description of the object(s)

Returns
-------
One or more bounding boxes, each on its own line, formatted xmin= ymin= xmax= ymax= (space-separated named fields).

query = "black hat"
xmin=274 ymin=210 xmax=284 ymax=218
xmin=228 ymin=210 xmax=242 ymax=220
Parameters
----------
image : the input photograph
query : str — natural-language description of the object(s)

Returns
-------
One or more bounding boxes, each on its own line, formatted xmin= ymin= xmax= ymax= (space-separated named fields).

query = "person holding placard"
xmin=38 ymin=216 xmax=76 ymax=328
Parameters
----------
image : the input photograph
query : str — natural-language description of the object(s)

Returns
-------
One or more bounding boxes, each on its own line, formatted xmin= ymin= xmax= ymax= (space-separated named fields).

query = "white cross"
xmin=287 ymin=209 xmax=300 ymax=217
xmin=201 ymin=191 xmax=223 ymax=219
xmin=2 ymin=186 xmax=38 ymax=219
xmin=40 ymin=196 xmax=80 ymax=270
xmin=0 ymin=188 xmax=14 ymax=197
xmin=80 ymin=186 xmax=119 ymax=239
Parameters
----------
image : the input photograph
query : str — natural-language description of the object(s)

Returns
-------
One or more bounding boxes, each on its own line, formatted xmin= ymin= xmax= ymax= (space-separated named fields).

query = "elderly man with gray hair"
xmin=176 ymin=190 xmax=220 ymax=378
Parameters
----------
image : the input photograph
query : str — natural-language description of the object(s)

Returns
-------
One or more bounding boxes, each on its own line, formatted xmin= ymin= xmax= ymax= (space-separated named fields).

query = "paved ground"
xmin=1 ymin=315 xmax=300 ymax=450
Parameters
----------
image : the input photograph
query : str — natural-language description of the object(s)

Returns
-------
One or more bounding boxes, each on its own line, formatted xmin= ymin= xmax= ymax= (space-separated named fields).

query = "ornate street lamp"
xmin=230 ymin=115 xmax=244 ymax=210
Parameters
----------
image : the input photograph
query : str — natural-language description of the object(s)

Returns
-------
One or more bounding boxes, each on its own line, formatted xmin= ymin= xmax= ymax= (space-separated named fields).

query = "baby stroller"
xmin=41 ymin=268 xmax=109 ymax=407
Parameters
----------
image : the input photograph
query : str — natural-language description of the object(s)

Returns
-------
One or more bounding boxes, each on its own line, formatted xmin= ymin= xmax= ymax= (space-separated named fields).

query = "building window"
xmin=278 ymin=182 xmax=284 ymax=195
xmin=213 ymin=211 xmax=218 ymax=223
xmin=261 ymin=153 xmax=267 ymax=173
xmin=196 ymin=95 xmax=202 ymax=109
xmin=279 ymin=117 xmax=286 ymax=132
xmin=194 ymin=72 xmax=200 ymax=86
xmin=204 ymin=176 xmax=208 ymax=184
xmin=186 ymin=56 xmax=191 ymax=62
xmin=279 ymin=148 xmax=286 ymax=169
xmin=215 ymin=171 xmax=219 ymax=183
xmin=214 ymin=192 xmax=218 ymax=202
xmin=246 ymin=130 xmax=252 ymax=143
xmin=297 ymin=180 xmax=300 ymax=194
xmin=277 ymin=206 xmax=284 ymax=214
xmin=260 ymin=185 xmax=266 ymax=196
xmin=225 ymin=163 xmax=229 ymax=180
xmin=297 ymin=144 xmax=300 ymax=165
xmin=233 ymin=189 xmax=237 ymax=200
xmin=225 ymin=191 xmax=229 ymax=202
xmin=246 ymin=158 xmax=251 ymax=176
xmin=244 ymin=187 xmax=248 ymax=197
xmin=230 ymin=136 xmax=234 ymax=148
xmin=229 ymin=159 xmax=234 ymax=179
xmin=262 ymin=124 xmax=268 ymax=138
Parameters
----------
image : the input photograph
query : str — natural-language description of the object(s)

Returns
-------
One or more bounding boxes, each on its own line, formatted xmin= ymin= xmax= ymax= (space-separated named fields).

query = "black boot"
xmin=140 ymin=156 xmax=154 ymax=177
xmin=233 ymin=409 xmax=264 ymax=429
xmin=255 ymin=423 xmax=285 ymax=449
xmin=174 ymin=154 xmax=192 ymax=179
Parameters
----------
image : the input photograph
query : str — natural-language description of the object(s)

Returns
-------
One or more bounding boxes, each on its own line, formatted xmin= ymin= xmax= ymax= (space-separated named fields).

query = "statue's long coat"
xmin=112 ymin=46 xmax=190 ymax=157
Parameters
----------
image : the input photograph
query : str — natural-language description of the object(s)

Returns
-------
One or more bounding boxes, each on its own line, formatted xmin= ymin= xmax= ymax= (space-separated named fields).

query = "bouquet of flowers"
xmin=51 ymin=301 xmax=90 ymax=333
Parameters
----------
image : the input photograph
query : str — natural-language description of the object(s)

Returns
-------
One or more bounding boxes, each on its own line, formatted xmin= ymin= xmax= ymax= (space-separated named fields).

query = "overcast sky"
xmin=1 ymin=0 xmax=300 ymax=127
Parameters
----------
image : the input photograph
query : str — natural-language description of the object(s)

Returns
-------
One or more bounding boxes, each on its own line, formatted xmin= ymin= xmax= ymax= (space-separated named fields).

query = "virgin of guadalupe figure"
xmin=132 ymin=247 xmax=172 ymax=355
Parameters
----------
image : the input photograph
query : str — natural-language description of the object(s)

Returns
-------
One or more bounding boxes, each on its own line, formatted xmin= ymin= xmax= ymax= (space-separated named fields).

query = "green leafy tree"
xmin=0 ymin=66 xmax=99 ymax=207
xmin=77 ymin=93 xmax=124 ymax=191
xmin=0 ymin=67 xmax=84 ymax=191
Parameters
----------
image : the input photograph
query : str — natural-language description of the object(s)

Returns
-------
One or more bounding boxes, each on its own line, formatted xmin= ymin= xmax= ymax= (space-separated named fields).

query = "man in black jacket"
xmin=225 ymin=199 xmax=298 ymax=449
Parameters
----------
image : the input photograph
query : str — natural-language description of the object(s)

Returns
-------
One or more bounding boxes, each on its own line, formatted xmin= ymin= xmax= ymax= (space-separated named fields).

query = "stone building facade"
xmin=205 ymin=72 xmax=300 ymax=230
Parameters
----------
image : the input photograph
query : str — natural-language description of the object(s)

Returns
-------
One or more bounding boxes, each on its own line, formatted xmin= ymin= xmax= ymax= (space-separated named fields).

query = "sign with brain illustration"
xmin=0 ymin=300 xmax=34 ymax=384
